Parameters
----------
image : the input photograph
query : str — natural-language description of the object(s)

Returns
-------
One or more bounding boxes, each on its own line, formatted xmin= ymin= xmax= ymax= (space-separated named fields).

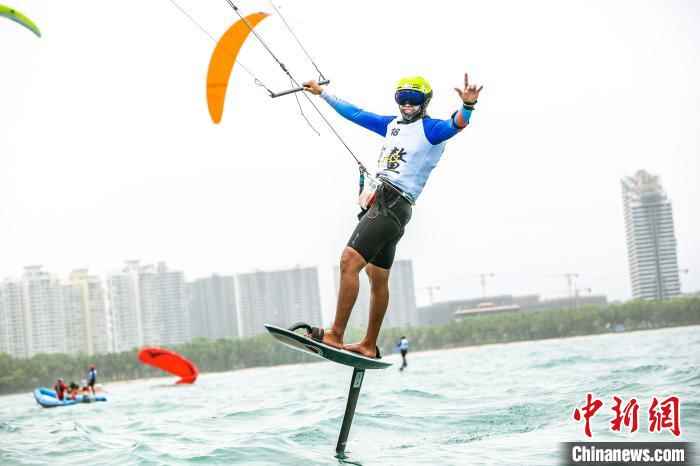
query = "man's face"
xmin=395 ymin=89 xmax=426 ymax=122
xmin=399 ymin=103 xmax=421 ymax=121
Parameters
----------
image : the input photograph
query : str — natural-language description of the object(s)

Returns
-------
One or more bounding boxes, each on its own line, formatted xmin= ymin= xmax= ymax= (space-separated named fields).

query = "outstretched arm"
xmin=424 ymin=72 xmax=484 ymax=144
xmin=303 ymin=80 xmax=395 ymax=137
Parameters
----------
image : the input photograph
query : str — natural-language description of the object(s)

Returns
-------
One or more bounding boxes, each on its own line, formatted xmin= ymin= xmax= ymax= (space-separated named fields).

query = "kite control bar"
xmin=270 ymin=79 xmax=330 ymax=98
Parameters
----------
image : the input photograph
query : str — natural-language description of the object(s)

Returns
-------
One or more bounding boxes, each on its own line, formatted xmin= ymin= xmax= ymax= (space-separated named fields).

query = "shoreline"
xmin=2 ymin=321 xmax=697 ymax=397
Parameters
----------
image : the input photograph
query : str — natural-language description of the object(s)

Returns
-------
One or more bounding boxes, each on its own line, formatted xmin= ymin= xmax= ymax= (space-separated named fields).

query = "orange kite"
xmin=207 ymin=12 xmax=269 ymax=124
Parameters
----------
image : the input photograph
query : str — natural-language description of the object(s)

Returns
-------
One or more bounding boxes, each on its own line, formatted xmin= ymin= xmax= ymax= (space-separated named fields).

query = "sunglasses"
xmin=394 ymin=89 xmax=426 ymax=106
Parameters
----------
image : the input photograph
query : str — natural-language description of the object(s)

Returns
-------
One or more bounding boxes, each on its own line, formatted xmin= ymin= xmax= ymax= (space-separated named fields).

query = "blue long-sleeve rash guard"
xmin=320 ymin=91 xmax=469 ymax=143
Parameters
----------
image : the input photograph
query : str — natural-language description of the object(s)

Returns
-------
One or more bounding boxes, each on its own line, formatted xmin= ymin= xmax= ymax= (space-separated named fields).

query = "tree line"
xmin=1 ymin=296 xmax=698 ymax=395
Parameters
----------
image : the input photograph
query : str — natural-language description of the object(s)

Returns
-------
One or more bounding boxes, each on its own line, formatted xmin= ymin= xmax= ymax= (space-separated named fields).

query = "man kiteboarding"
xmin=398 ymin=336 xmax=409 ymax=371
xmin=303 ymin=73 xmax=483 ymax=358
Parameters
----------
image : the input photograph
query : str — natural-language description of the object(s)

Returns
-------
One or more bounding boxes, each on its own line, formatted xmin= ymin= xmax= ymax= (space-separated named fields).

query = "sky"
xmin=1 ymin=0 xmax=699 ymax=324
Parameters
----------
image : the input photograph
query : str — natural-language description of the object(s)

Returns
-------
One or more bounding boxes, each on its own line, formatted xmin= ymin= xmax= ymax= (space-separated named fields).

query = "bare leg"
xmin=324 ymin=247 xmax=366 ymax=348
xmin=345 ymin=263 xmax=390 ymax=358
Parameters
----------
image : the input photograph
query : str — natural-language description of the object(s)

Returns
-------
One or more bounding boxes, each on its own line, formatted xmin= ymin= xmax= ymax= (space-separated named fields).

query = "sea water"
xmin=1 ymin=325 xmax=698 ymax=465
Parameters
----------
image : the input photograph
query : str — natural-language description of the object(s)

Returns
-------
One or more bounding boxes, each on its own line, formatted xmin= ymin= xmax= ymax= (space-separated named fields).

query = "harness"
xmin=368 ymin=181 xmax=410 ymax=223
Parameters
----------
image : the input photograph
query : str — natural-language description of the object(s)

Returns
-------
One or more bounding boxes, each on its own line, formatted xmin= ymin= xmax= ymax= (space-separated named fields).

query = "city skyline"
xmin=0 ymin=163 xmax=694 ymax=359
xmin=1 ymin=252 xmax=693 ymax=359
xmin=1 ymin=256 xmax=693 ymax=316
xmin=1 ymin=199 xmax=693 ymax=317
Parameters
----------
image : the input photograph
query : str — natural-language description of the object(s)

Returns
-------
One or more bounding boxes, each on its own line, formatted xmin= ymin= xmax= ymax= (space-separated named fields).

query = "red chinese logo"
xmin=610 ymin=396 xmax=639 ymax=433
xmin=649 ymin=395 xmax=680 ymax=437
xmin=572 ymin=394 xmax=681 ymax=438
xmin=573 ymin=393 xmax=604 ymax=438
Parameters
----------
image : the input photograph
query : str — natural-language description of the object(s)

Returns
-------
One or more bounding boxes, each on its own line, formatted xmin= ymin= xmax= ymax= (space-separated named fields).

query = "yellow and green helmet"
xmin=395 ymin=76 xmax=433 ymax=108
xmin=396 ymin=76 xmax=432 ymax=94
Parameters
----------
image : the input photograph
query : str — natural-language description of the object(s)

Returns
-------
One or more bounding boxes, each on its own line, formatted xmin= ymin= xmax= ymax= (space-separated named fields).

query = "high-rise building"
xmin=138 ymin=265 xmax=161 ymax=345
xmin=384 ymin=259 xmax=418 ymax=328
xmin=237 ymin=266 xmax=322 ymax=337
xmin=22 ymin=266 xmax=65 ymax=356
xmin=0 ymin=280 xmax=26 ymax=357
xmin=69 ymin=269 xmax=111 ymax=355
xmin=622 ymin=170 xmax=681 ymax=300
xmin=62 ymin=282 xmax=86 ymax=355
xmin=332 ymin=259 xmax=418 ymax=329
xmin=108 ymin=261 xmax=143 ymax=352
xmin=188 ymin=274 xmax=238 ymax=340
xmin=155 ymin=262 xmax=189 ymax=347
xmin=108 ymin=261 xmax=189 ymax=351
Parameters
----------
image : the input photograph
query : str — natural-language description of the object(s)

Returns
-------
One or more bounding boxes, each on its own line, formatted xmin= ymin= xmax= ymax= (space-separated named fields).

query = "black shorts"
xmin=400 ymin=349 xmax=408 ymax=357
xmin=348 ymin=182 xmax=412 ymax=269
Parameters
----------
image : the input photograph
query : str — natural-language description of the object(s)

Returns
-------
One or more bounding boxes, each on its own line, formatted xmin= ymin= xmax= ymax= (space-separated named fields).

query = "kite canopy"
xmin=206 ymin=12 xmax=269 ymax=124
xmin=138 ymin=347 xmax=199 ymax=384
xmin=0 ymin=4 xmax=41 ymax=37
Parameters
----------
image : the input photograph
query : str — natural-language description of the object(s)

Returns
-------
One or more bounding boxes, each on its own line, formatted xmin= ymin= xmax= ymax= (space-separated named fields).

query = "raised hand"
xmin=454 ymin=73 xmax=483 ymax=105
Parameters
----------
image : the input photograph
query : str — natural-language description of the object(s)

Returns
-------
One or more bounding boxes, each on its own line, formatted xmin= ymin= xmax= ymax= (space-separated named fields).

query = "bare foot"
xmin=319 ymin=328 xmax=344 ymax=349
xmin=344 ymin=341 xmax=378 ymax=358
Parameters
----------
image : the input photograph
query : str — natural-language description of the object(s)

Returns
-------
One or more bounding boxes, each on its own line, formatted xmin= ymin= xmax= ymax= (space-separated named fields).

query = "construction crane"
xmin=422 ymin=285 xmax=441 ymax=305
xmin=474 ymin=273 xmax=495 ymax=298
xmin=550 ymin=273 xmax=579 ymax=309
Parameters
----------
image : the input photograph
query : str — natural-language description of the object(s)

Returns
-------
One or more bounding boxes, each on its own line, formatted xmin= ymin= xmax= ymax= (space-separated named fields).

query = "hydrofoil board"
xmin=264 ymin=324 xmax=391 ymax=370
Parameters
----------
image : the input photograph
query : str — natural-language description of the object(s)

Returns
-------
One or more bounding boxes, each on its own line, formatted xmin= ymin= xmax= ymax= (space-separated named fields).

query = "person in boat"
xmin=68 ymin=381 xmax=80 ymax=400
xmin=86 ymin=364 xmax=97 ymax=395
xmin=53 ymin=378 xmax=68 ymax=401
xmin=302 ymin=74 xmax=483 ymax=359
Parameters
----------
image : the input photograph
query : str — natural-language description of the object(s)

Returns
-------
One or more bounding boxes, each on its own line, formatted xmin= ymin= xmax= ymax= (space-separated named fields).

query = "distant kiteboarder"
xmin=398 ymin=336 xmax=409 ymax=371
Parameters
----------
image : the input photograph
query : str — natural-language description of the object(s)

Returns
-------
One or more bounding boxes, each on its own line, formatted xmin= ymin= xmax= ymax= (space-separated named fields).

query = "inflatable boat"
xmin=33 ymin=387 xmax=107 ymax=408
